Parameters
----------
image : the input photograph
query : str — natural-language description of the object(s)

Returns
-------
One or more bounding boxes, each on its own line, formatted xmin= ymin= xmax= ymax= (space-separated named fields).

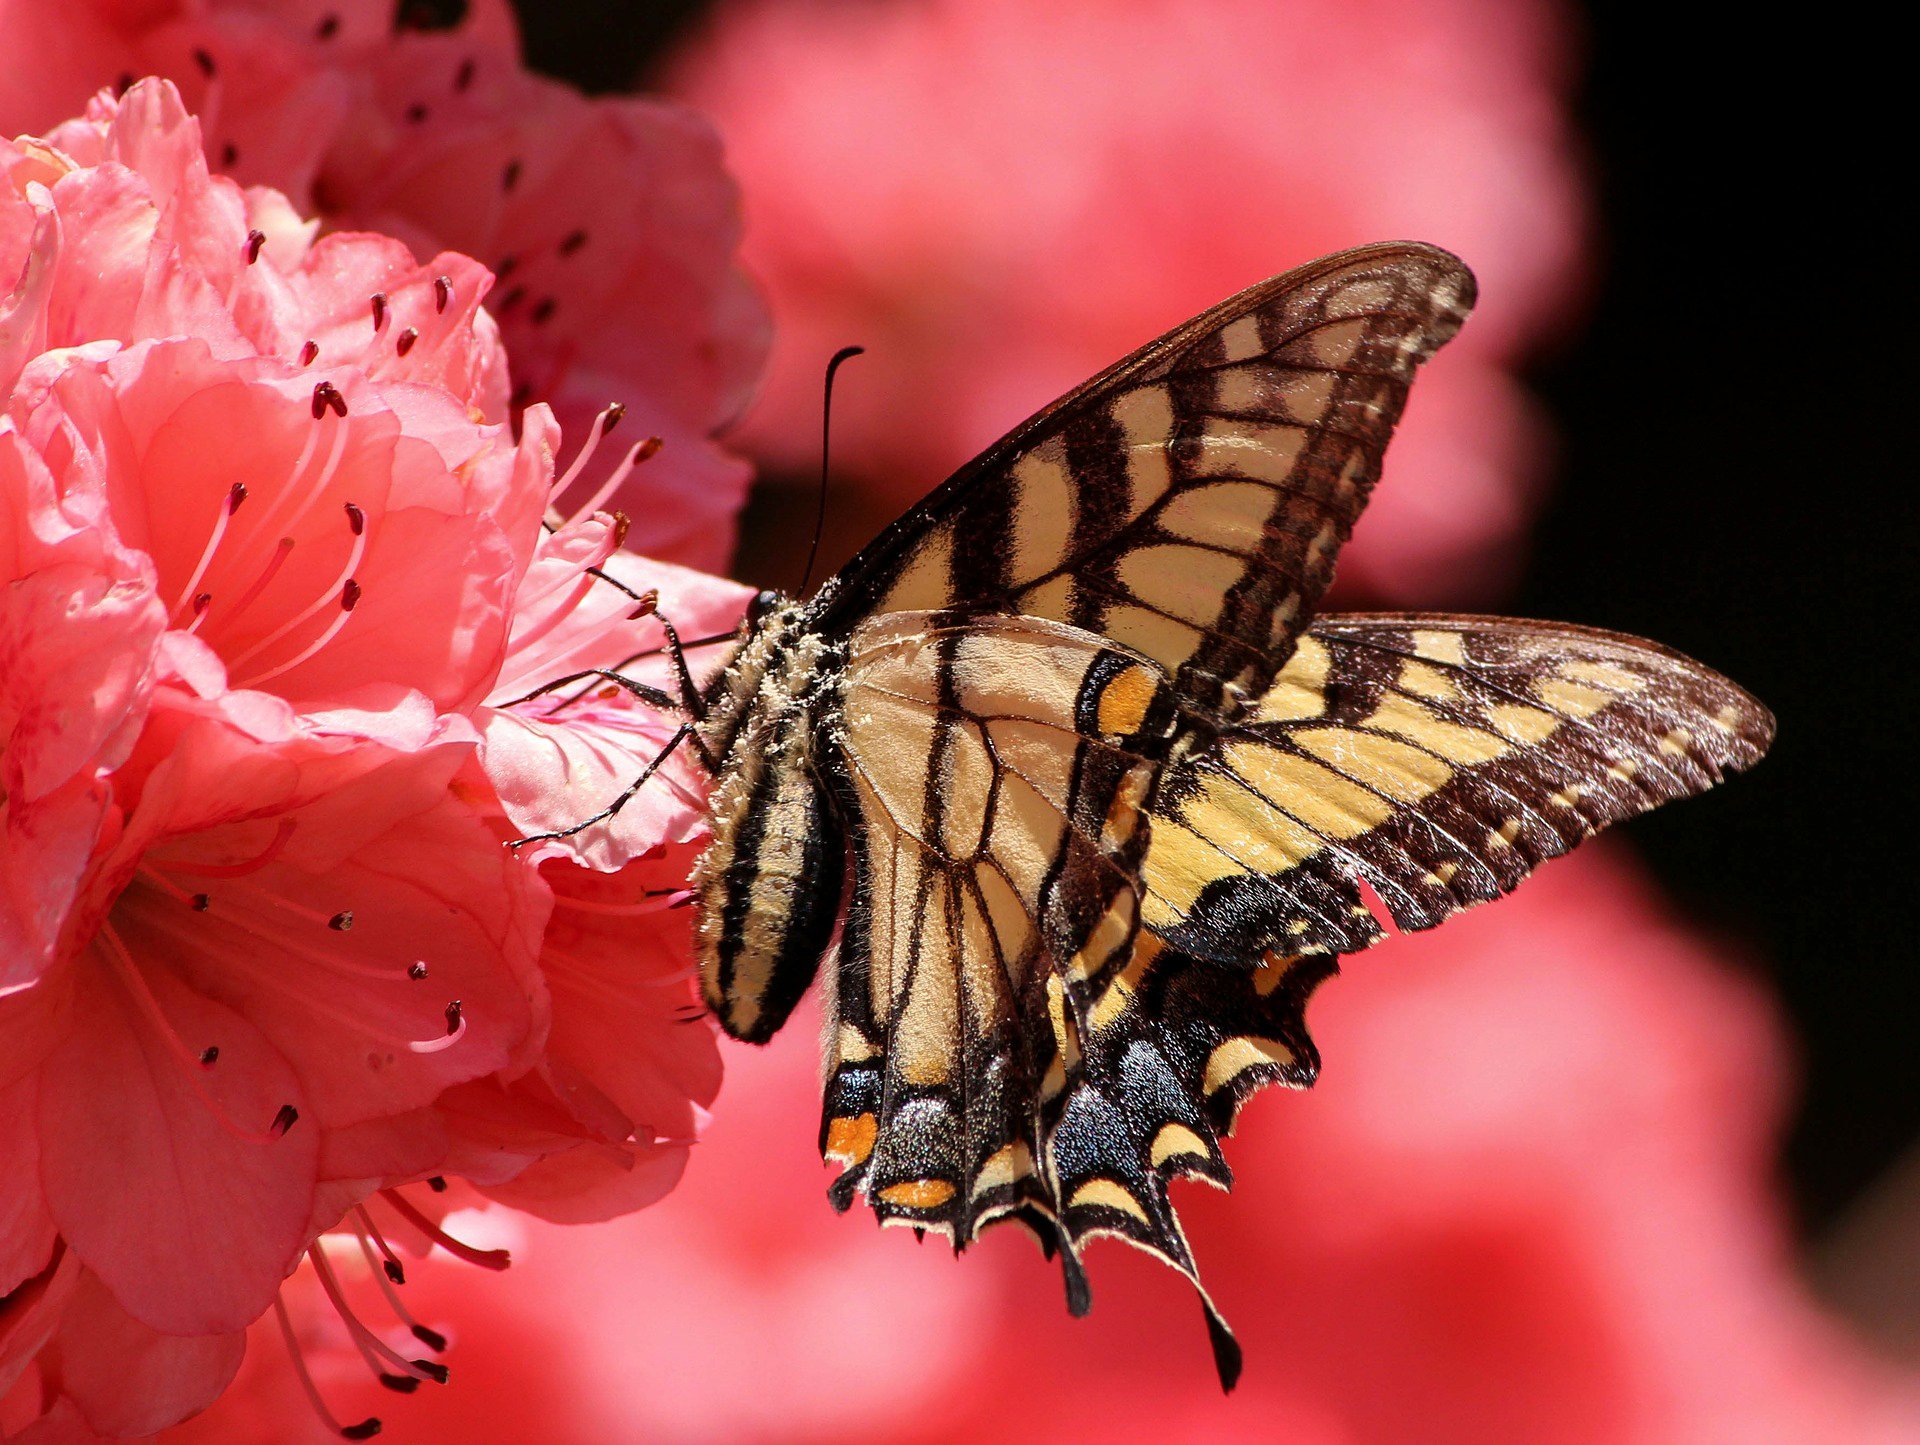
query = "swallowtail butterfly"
xmin=682 ymin=243 xmax=1771 ymax=1387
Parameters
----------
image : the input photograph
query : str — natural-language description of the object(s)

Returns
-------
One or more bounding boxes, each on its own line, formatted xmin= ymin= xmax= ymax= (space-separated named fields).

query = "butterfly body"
xmin=684 ymin=243 xmax=1773 ymax=1388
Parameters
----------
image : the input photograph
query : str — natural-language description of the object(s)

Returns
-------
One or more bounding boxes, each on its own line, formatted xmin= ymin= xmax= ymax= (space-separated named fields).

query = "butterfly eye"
xmin=745 ymin=590 xmax=783 ymax=628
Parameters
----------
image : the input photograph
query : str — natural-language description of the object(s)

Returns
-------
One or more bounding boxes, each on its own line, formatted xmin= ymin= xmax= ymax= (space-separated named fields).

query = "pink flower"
xmin=2 ymin=79 xmax=745 ymax=1436
xmin=166 ymin=853 xmax=1919 ymax=1445
xmin=667 ymin=0 xmax=1585 ymax=602
xmin=0 ymin=0 xmax=769 ymax=573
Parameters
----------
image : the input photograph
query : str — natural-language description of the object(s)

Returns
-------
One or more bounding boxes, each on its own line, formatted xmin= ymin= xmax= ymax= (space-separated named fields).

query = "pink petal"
xmin=0 ymin=1244 xmax=79 ymax=1406
xmin=120 ymin=767 xmax=550 ymax=1128
xmin=479 ymin=855 xmax=719 ymax=1224
xmin=41 ymin=1268 xmax=243 ymax=1437
xmin=36 ymin=961 xmax=318 ymax=1336
xmin=0 ymin=1076 xmax=55 ymax=1299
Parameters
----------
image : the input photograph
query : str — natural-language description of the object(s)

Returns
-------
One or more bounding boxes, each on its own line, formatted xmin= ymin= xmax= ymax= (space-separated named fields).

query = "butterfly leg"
xmin=506 ymin=719 xmax=696 ymax=850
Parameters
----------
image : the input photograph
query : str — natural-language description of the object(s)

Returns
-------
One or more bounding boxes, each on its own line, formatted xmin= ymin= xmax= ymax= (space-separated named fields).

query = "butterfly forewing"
xmin=813 ymin=243 xmax=1476 ymax=728
xmin=1143 ymin=614 xmax=1777 ymax=962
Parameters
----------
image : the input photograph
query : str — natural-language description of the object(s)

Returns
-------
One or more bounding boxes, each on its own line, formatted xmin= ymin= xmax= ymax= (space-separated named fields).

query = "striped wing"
xmin=1143 ymin=614 xmax=1777 ymax=962
xmin=822 ymin=610 xmax=1272 ymax=1379
xmin=811 ymin=243 xmax=1475 ymax=725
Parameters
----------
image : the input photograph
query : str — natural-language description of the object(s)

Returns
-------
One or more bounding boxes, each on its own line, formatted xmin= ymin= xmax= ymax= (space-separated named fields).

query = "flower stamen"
xmin=380 ymin=1189 xmax=511 ymax=1271
xmin=229 ymin=502 xmax=367 ymax=676
xmin=171 ymin=482 xmax=248 ymax=623
xmin=275 ymin=1294 xmax=383 ymax=1440
xmin=308 ymin=1245 xmax=447 ymax=1388
xmin=565 ymin=436 xmax=662 ymax=527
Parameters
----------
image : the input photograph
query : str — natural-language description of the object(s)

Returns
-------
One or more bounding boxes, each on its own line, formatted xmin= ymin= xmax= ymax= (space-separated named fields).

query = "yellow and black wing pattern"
xmin=813 ymin=242 xmax=1477 ymax=725
xmin=1144 ymin=614 xmax=1777 ymax=963
xmin=693 ymin=243 xmax=1773 ymax=1390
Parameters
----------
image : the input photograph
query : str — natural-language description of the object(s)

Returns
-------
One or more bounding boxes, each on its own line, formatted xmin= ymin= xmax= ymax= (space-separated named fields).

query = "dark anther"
xmin=433 ymin=275 xmax=453 ymax=312
xmin=454 ymin=57 xmax=476 ymax=92
xmin=220 ymin=142 xmax=239 ymax=169
xmin=340 ymin=1420 xmax=382 ymax=1440
xmin=627 ymin=588 xmax=660 ymax=622
xmin=192 ymin=48 xmax=216 ymax=78
xmin=383 ymin=1259 xmax=406 ymax=1285
xmin=341 ymin=578 xmax=362 ymax=612
xmin=299 ymin=339 xmax=319 ymax=365
xmin=609 ymin=511 xmax=630 ymax=548
xmin=530 ymin=297 xmax=556 ymax=326
xmin=316 ymin=13 xmax=340 ymax=40
xmin=245 ymin=229 xmax=266 ymax=264
xmin=228 ymin=481 xmax=249 ymax=512
xmin=395 ymin=326 xmax=419 ymax=356
xmin=271 ymin=1104 xmax=300 ymax=1136
xmin=603 ymin=400 xmax=625 ymax=433
xmin=344 ymin=501 xmax=365 ymax=535
xmin=312 ymin=381 xmax=347 ymax=419
xmin=501 ymin=158 xmax=521 ymax=193
xmin=494 ymin=254 xmax=518 ymax=280
xmin=426 ymin=1176 xmax=449 ymax=1193
xmin=190 ymin=890 xmax=211 ymax=908
xmin=559 ymin=229 xmax=588 ymax=257
xmin=412 ymin=1323 xmax=449 ymax=1351
xmin=370 ymin=292 xmax=388 ymax=330
xmin=633 ymin=435 xmax=664 ymax=465
xmin=444 ymin=1000 xmax=463 ymax=1035
xmin=405 ymin=102 xmax=429 ymax=124
xmin=328 ymin=910 xmax=354 ymax=931
xmin=378 ymin=1374 xmax=420 ymax=1394
xmin=408 ymin=961 xmax=428 ymax=980
xmin=200 ymin=1046 xmax=219 ymax=1066
xmin=412 ymin=1360 xmax=450 ymax=1385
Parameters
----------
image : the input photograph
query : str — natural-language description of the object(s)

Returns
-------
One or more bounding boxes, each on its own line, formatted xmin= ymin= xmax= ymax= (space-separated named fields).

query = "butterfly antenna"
xmin=798 ymin=345 xmax=864 ymax=598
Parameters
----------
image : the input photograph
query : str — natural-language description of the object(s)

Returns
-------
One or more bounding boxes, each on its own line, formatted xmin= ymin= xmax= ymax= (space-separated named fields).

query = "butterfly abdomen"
xmin=695 ymin=603 xmax=846 ymax=1044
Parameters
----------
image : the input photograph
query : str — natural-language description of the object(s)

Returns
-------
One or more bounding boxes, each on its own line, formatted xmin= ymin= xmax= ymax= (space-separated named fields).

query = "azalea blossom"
xmin=667 ymin=0 xmax=1585 ymax=602
xmin=0 ymin=0 xmax=770 ymax=572
xmin=1 ymin=81 xmax=743 ymax=1438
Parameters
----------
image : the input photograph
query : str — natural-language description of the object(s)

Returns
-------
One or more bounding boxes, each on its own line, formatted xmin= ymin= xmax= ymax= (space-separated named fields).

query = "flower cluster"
xmin=1 ymin=77 xmax=750 ymax=1438
xmin=0 ymin=0 xmax=769 ymax=572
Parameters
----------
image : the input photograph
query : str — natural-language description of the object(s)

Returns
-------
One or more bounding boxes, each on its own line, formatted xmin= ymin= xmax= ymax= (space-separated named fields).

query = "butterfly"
xmin=682 ymin=242 xmax=1773 ymax=1388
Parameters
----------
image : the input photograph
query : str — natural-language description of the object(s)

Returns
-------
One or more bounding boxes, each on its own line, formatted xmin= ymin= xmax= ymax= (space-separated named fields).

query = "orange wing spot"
xmin=824 ymin=1112 xmax=878 ymax=1166
xmin=879 ymin=1179 xmax=956 ymax=1210
xmin=1096 ymin=663 xmax=1159 ymax=737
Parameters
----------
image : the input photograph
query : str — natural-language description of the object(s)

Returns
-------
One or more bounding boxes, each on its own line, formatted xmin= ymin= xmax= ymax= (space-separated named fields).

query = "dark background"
xmin=492 ymin=0 xmax=1912 ymax=1232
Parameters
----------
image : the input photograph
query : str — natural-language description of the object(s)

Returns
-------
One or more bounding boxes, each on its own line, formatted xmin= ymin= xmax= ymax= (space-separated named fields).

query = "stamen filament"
xmin=275 ymin=1294 xmax=383 ymax=1440
xmin=228 ymin=503 xmax=368 ymax=672
xmin=380 ymin=1190 xmax=511 ymax=1271
xmin=242 ymin=580 xmax=361 ymax=687
xmin=171 ymin=483 xmax=246 ymax=622
xmin=308 ymin=1246 xmax=444 ymax=1385
xmin=216 ymin=536 xmax=295 ymax=632
xmin=567 ymin=436 xmax=661 ymax=525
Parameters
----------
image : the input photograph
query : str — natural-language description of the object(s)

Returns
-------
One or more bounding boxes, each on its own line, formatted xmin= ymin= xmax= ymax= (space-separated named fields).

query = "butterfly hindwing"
xmin=1143 ymin=613 xmax=1777 ymax=963
xmin=822 ymin=611 xmax=1178 ymax=1242
xmin=814 ymin=243 xmax=1476 ymax=726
